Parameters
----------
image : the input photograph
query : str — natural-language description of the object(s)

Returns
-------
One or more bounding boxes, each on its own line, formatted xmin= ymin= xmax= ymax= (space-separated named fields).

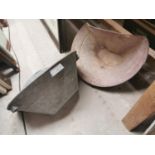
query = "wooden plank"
xmin=0 ymin=84 xmax=7 ymax=95
xmin=141 ymin=20 xmax=155 ymax=30
xmin=0 ymin=50 xmax=19 ymax=72
xmin=122 ymin=81 xmax=155 ymax=131
xmin=0 ymin=28 xmax=18 ymax=71
xmin=0 ymin=73 xmax=12 ymax=90
xmin=132 ymin=19 xmax=155 ymax=36
xmin=99 ymin=19 xmax=155 ymax=59
xmin=101 ymin=19 xmax=130 ymax=34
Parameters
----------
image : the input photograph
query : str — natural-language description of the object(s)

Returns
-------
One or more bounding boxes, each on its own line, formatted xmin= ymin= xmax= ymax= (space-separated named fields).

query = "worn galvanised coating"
xmin=72 ymin=23 xmax=149 ymax=87
xmin=8 ymin=52 xmax=79 ymax=115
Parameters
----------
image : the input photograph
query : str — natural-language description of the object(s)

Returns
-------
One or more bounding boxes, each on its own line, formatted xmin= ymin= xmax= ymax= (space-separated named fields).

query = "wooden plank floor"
xmin=0 ymin=19 xmax=151 ymax=134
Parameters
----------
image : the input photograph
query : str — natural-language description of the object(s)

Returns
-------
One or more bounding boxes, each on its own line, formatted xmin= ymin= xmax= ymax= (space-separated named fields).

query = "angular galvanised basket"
xmin=8 ymin=52 xmax=79 ymax=115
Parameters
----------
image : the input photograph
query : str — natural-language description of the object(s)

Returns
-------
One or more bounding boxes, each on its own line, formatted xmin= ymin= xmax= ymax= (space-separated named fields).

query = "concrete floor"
xmin=0 ymin=19 xmax=147 ymax=134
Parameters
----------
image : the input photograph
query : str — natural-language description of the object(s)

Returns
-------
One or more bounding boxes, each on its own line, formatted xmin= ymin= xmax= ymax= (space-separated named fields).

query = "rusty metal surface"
xmin=72 ymin=23 xmax=149 ymax=87
xmin=8 ymin=52 xmax=79 ymax=115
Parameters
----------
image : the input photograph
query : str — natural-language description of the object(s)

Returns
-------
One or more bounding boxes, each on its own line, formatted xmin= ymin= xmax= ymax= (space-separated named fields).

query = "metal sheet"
xmin=8 ymin=52 xmax=79 ymax=115
xmin=71 ymin=23 xmax=149 ymax=87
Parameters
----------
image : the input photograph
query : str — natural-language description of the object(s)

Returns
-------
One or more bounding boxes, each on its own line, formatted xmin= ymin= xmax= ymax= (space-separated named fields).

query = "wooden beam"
xmin=0 ymin=84 xmax=7 ymax=95
xmin=0 ymin=28 xmax=19 ymax=71
xmin=0 ymin=73 xmax=12 ymax=90
xmin=102 ymin=19 xmax=130 ymax=34
xmin=122 ymin=81 xmax=155 ymax=131
xmin=132 ymin=19 xmax=155 ymax=36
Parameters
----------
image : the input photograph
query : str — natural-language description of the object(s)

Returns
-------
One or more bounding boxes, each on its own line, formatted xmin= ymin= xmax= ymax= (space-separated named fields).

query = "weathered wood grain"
xmin=0 ymin=84 xmax=7 ymax=95
xmin=0 ymin=73 xmax=12 ymax=90
xmin=122 ymin=81 xmax=155 ymax=131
